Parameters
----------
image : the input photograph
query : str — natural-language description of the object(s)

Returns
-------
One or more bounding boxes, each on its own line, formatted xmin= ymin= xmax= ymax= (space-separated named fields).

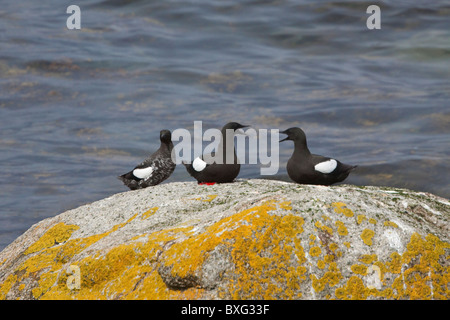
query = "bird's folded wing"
xmin=314 ymin=159 xmax=337 ymax=174
xmin=133 ymin=166 xmax=154 ymax=179
xmin=192 ymin=157 xmax=207 ymax=172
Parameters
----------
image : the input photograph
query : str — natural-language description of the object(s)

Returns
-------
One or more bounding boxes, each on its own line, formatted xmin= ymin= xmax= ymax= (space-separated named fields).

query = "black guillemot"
xmin=118 ymin=130 xmax=175 ymax=190
xmin=183 ymin=122 xmax=249 ymax=184
xmin=280 ymin=127 xmax=356 ymax=186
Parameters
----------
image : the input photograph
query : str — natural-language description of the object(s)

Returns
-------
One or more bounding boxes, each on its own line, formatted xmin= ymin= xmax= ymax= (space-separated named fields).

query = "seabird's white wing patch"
xmin=133 ymin=167 xmax=154 ymax=179
xmin=192 ymin=157 xmax=207 ymax=172
xmin=314 ymin=159 xmax=337 ymax=174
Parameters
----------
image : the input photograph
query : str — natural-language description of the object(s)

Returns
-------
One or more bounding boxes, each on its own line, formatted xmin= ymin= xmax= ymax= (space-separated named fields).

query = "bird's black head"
xmin=222 ymin=122 xmax=250 ymax=132
xmin=159 ymin=130 xmax=172 ymax=144
xmin=279 ymin=127 xmax=307 ymax=144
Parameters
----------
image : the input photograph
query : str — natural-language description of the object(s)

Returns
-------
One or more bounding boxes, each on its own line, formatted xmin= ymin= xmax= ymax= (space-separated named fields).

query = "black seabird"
xmin=280 ymin=127 xmax=356 ymax=186
xmin=118 ymin=130 xmax=175 ymax=190
xmin=183 ymin=122 xmax=249 ymax=184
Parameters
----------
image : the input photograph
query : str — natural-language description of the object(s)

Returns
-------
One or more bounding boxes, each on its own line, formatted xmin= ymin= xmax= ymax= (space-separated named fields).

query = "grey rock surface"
xmin=0 ymin=179 xmax=449 ymax=300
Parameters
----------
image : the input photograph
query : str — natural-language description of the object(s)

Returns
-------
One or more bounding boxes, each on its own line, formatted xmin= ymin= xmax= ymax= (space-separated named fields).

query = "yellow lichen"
xmin=162 ymin=200 xmax=306 ymax=299
xmin=3 ymin=193 xmax=449 ymax=301
xmin=314 ymin=221 xmax=333 ymax=235
xmin=334 ymin=233 xmax=450 ymax=300
xmin=335 ymin=221 xmax=348 ymax=236
xmin=324 ymin=254 xmax=335 ymax=263
xmin=203 ymin=195 xmax=218 ymax=202
xmin=5 ymin=213 xmax=141 ymax=300
xmin=384 ymin=221 xmax=398 ymax=228
xmin=332 ymin=202 xmax=354 ymax=218
xmin=0 ymin=274 xmax=17 ymax=299
xmin=357 ymin=215 xmax=366 ymax=225
xmin=24 ymin=222 xmax=80 ymax=255
xmin=395 ymin=233 xmax=450 ymax=300
xmin=193 ymin=194 xmax=218 ymax=202
xmin=359 ymin=254 xmax=378 ymax=264
xmin=110 ymin=213 xmax=138 ymax=232
xmin=335 ymin=276 xmax=368 ymax=300
xmin=369 ymin=218 xmax=377 ymax=225
xmin=317 ymin=260 xmax=325 ymax=269
xmin=309 ymin=246 xmax=322 ymax=257
xmin=329 ymin=243 xmax=338 ymax=252
xmin=279 ymin=200 xmax=292 ymax=210
xmin=141 ymin=207 xmax=158 ymax=220
xmin=387 ymin=252 xmax=402 ymax=274
xmin=351 ymin=264 xmax=368 ymax=275
xmin=22 ymin=199 xmax=304 ymax=300
xmin=361 ymin=229 xmax=375 ymax=246
xmin=311 ymin=262 xmax=343 ymax=293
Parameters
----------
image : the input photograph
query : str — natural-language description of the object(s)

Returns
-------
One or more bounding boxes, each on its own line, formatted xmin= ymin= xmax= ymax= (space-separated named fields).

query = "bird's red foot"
xmin=198 ymin=182 xmax=216 ymax=186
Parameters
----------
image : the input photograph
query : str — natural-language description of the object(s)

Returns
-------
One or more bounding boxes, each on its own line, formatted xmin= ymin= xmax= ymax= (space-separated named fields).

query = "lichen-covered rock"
xmin=0 ymin=179 xmax=449 ymax=300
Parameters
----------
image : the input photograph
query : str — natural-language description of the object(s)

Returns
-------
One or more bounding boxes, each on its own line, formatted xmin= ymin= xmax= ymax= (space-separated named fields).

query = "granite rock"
xmin=0 ymin=179 xmax=449 ymax=300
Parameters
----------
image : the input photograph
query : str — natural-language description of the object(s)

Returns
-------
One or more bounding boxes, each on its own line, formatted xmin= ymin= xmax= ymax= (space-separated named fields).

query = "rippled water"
xmin=1 ymin=0 xmax=449 ymax=250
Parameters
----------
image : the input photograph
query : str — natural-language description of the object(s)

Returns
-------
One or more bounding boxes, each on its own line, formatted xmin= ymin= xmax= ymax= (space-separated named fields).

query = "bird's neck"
xmin=217 ymin=128 xmax=237 ymax=163
xmin=293 ymin=140 xmax=310 ymax=157
xmin=159 ymin=141 xmax=174 ymax=155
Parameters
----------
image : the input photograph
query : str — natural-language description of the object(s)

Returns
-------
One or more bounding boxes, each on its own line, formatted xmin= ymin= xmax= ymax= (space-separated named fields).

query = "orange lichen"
xmin=332 ymin=202 xmax=354 ymax=218
xmin=2 ymin=191 xmax=449 ymax=301
xmin=357 ymin=215 xmax=366 ymax=225
xmin=0 ymin=275 xmax=17 ymax=299
xmin=335 ymin=221 xmax=348 ymax=236
xmin=383 ymin=221 xmax=399 ymax=228
xmin=329 ymin=243 xmax=338 ymax=253
xmin=351 ymin=264 xmax=368 ymax=275
xmin=202 ymin=195 xmax=218 ymax=202
xmin=317 ymin=260 xmax=326 ymax=269
xmin=386 ymin=252 xmax=403 ymax=274
xmin=279 ymin=200 xmax=292 ymax=210
xmin=3 ymin=213 xmax=141 ymax=300
xmin=192 ymin=194 xmax=219 ymax=202
xmin=24 ymin=223 xmax=80 ymax=255
xmin=393 ymin=233 xmax=450 ymax=300
xmin=359 ymin=254 xmax=378 ymax=264
xmin=361 ymin=229 xmax=375 ymax=246
xmin=324 ymin=254 xmax=335 ymax=263
xmin=162 ymin=200 xmax=306 ymax=299
xmin=334 ymin=233 xmax=450 ymax=300
xmin=141 ymin=207 xmax=158 ymax=220
xmin=309 ymin=246 xmax=322 ymax=257
xmin=311 ymin=262 xmax=342 ymax=293
xmin=335 ymin=276 xmax=368 ymax=300
xmin=15 ymin=199 xmax=306 ymax=300
xmin=314 ymin=221 xmax=333 ymax=235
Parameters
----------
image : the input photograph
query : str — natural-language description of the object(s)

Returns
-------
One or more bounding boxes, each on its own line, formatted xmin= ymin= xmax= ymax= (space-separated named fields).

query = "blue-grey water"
xmin=1 ymin=0 xmax=449 ymax=250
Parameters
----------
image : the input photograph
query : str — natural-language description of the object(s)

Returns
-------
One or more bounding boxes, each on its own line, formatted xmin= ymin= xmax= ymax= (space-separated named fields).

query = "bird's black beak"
xmin=279 ymin=130 xmax=289 ymax=142
xmin=235 ymin=124 xmax=250 ymax=136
